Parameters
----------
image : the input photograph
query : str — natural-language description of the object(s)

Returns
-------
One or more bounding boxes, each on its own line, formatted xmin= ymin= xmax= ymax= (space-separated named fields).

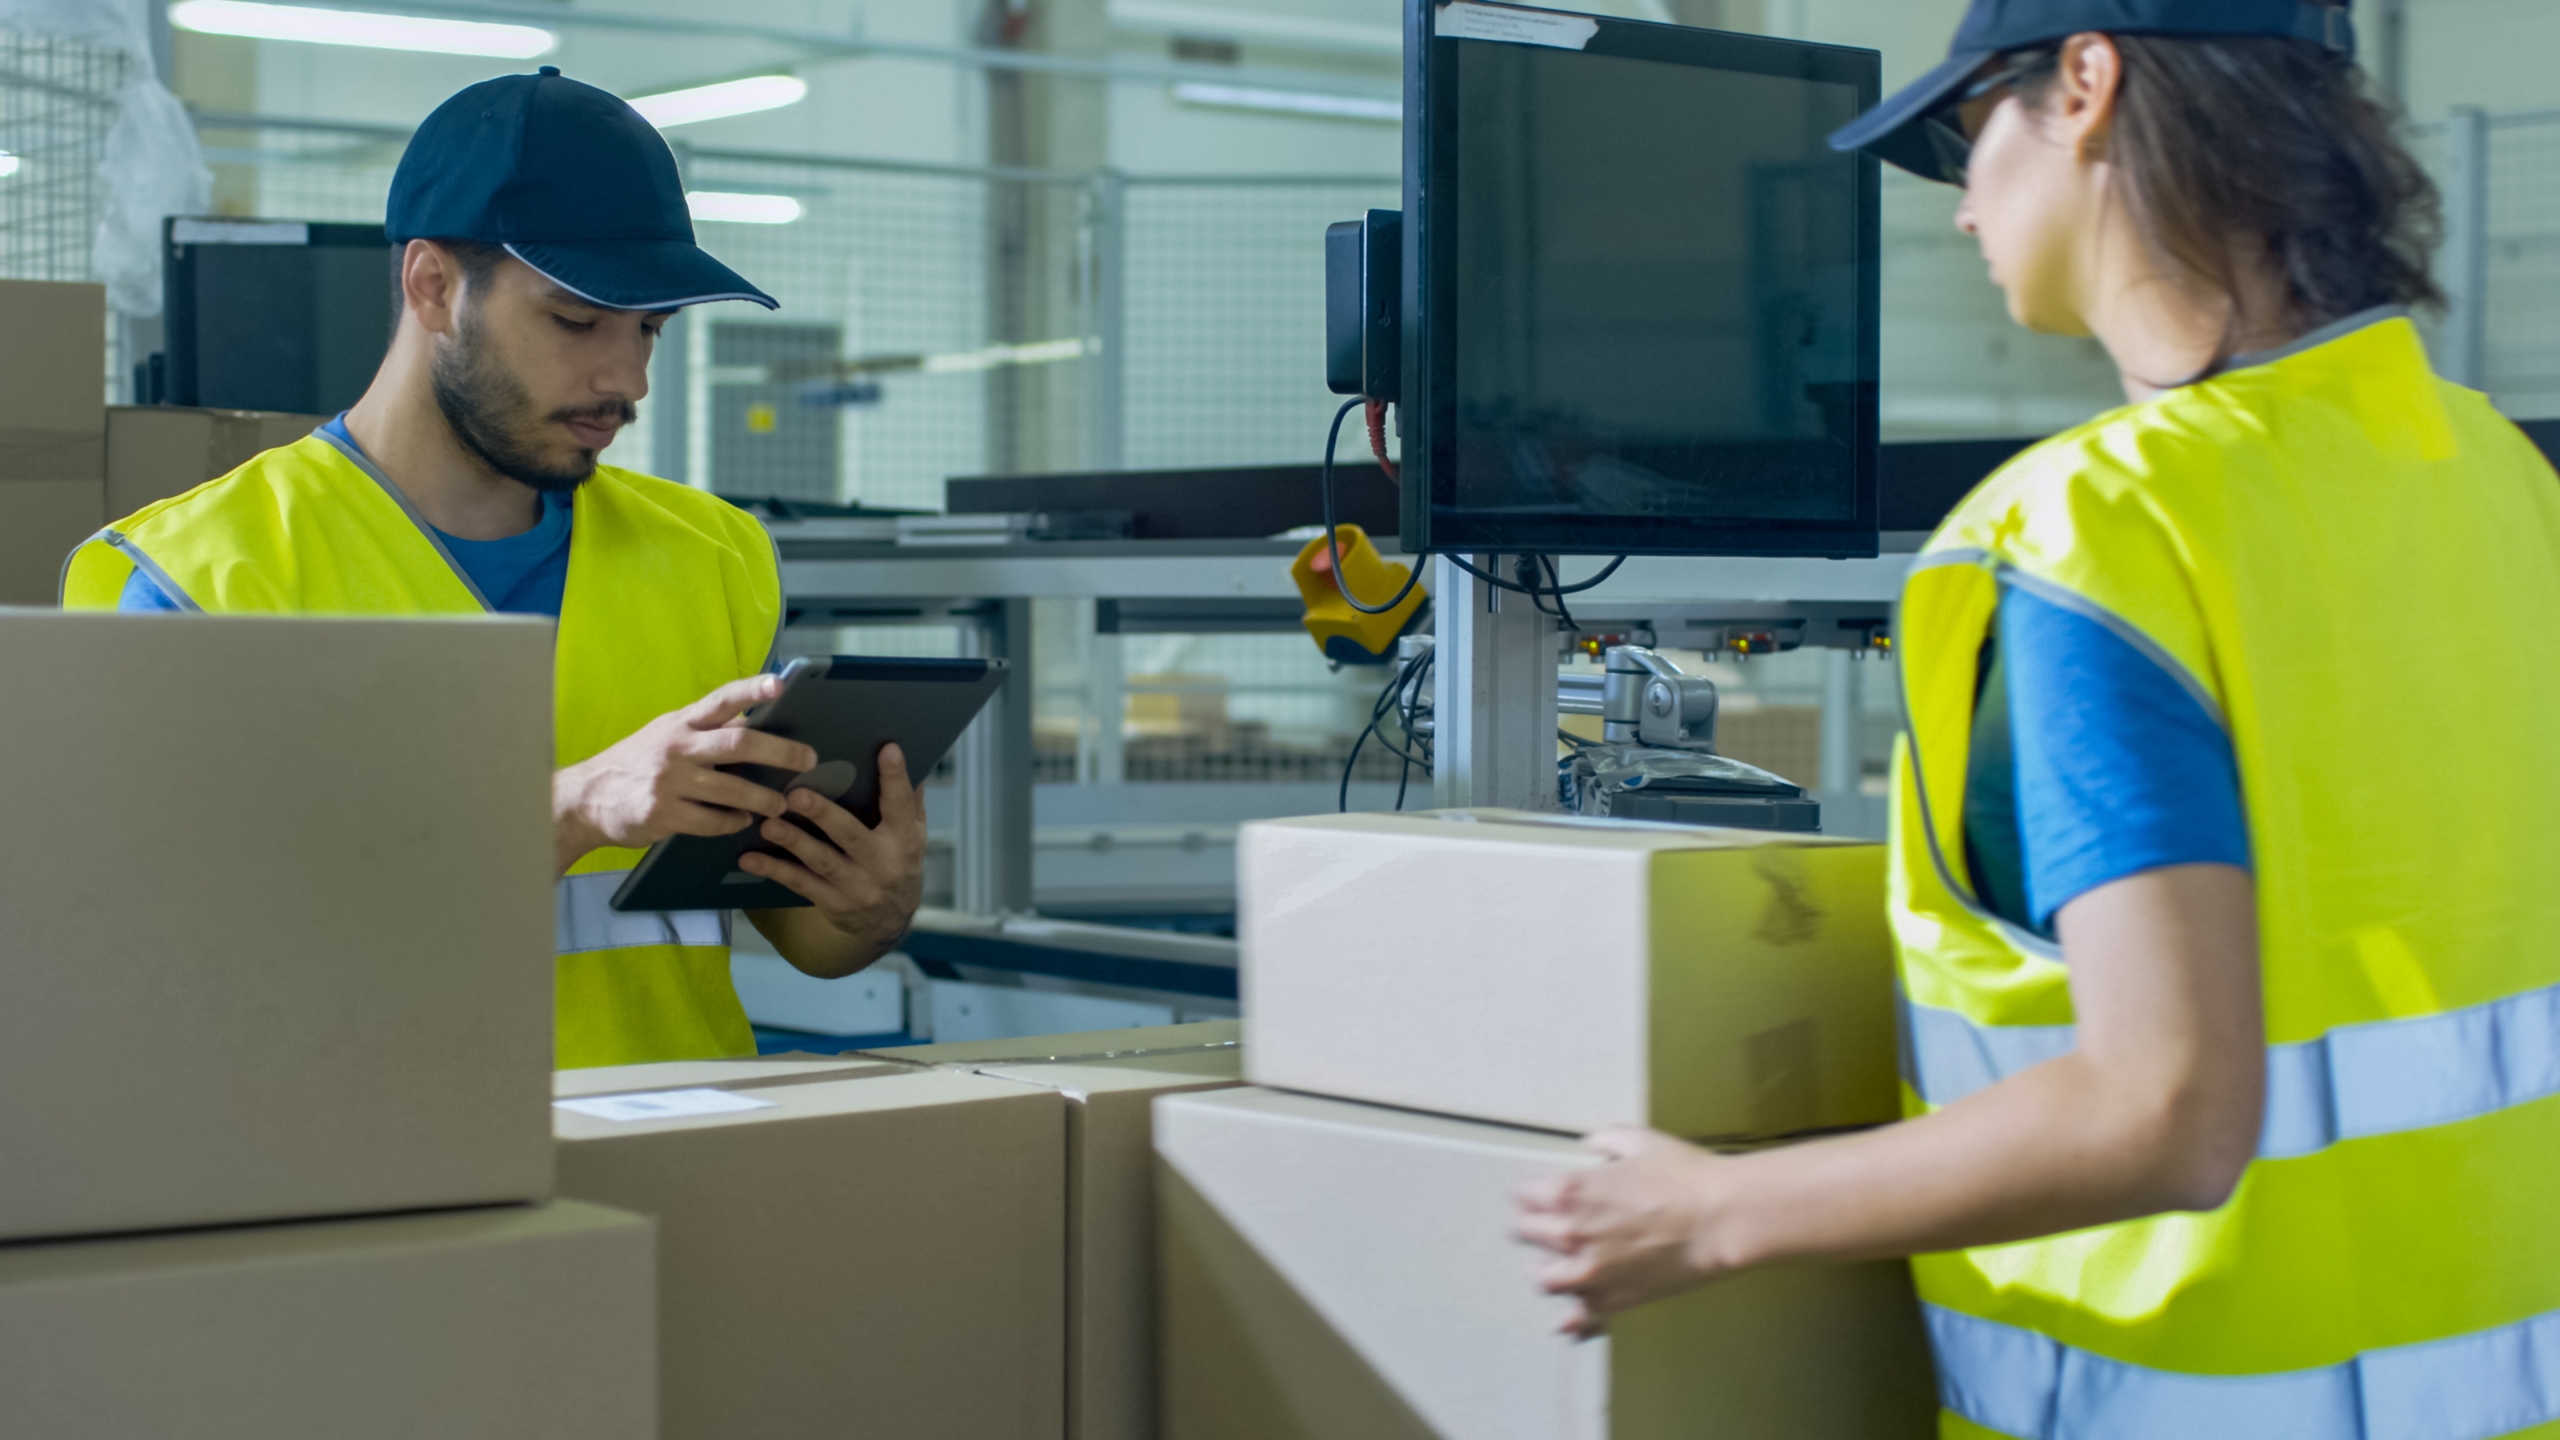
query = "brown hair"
xmin=2018 ymin=12 xmax=2444 ymax=342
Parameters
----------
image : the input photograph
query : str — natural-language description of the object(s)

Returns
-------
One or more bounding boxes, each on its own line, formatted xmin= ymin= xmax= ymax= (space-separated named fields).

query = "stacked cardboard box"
xmin=1154 ymin=810 xmax=1938 ymax=1438
xmin=546 ymin=1020 xmax=1241 ymax=1440
xmin=871 ymin=1021 xmax=1244 ymax=1440
xmin=0 ymin=280 xmax=106 ymax=606
xmin=0 ymin=611 xmax=655 ymax=1437
xmin=552 ymin=1054 xmax=1069 ymax=1440
xmin=106 ymin=403 xmax=331 ymax=519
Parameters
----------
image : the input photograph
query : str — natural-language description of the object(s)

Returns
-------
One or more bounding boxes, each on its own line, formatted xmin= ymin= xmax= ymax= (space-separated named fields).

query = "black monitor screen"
xmin=1409 ymin=8 xmax=1880 ymax=556
xmin=165 ymin=219 xmax=394 ymax=415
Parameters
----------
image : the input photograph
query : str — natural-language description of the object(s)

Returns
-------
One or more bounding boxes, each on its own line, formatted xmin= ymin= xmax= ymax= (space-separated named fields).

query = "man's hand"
xmin=742 ymin=743 xmax=927 ymax=978
xmin=1513 ymin=1128 xmax=1739 ymax=1337
xmin=552 ymin=675 xmax=819 ymax=875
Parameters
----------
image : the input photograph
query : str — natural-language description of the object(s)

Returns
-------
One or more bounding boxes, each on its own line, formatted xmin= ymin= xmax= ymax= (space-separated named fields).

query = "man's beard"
xmin=429 ymin=312 xmax=634 ymax=494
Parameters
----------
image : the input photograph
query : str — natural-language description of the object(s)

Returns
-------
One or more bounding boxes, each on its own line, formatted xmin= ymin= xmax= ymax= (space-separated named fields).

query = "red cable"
xmin=1365 ymin=399 xmax=1399 ymax=483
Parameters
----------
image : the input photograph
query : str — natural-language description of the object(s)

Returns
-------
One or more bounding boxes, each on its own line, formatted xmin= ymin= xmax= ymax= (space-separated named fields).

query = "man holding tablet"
xmin=61 ymin=68 xmax=925 ymax=1067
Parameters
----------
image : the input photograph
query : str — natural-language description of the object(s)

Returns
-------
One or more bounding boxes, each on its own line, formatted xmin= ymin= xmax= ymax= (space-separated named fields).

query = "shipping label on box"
xmin=1156 ymin=1087 xmax=1936 ymax=1440
xmin=1241 ymin=809 xmax=1900 ymax=1140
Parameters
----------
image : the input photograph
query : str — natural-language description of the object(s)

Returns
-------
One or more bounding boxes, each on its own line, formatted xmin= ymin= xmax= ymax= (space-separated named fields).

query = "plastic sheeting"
xmin=1560 ymin=742 xmax=1803 ymax=817
xmin=0 ymin=0 xmax=210 ymax=314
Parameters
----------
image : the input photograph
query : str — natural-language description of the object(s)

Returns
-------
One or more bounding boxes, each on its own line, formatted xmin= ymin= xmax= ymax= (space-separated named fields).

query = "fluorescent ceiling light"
xmin=1109 ymin=1 xmax=1401 ymax=55
xmin=169 ymin=0 xmax=556 ymax=57
xmin=1171 ymin=81 xmax=1399 ymax=123
xmin=626 ymin=75 xmax=808 ymax=128
xmin=0 ymin=153 xmax=18 ymax=180
xmin=686 ymin=191 xmax=802 ymax=225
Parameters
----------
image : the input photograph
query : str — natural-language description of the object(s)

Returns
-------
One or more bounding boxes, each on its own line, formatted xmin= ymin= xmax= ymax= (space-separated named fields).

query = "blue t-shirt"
xmin=118 ymin=414 xmax=574 ymax=618
xmin=1963 ymin=585 xmax=2252 ymax=935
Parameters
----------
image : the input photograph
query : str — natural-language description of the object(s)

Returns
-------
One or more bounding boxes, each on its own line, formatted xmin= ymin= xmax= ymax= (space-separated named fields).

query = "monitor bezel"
xmin=1400 ymin=1 xmax=1884 ymax=559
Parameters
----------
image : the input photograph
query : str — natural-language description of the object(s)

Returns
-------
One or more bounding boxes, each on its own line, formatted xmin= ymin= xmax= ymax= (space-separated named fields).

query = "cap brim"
xmin=1827 ymin=48 xmax=1993 ymax=186
xmin=506 ymin=238 xmax=779 ymax=311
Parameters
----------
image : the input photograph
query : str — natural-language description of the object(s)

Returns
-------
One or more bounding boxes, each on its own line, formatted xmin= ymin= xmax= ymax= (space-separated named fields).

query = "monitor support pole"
xmin=1431 ymin=555 xmax=1560 ymax=811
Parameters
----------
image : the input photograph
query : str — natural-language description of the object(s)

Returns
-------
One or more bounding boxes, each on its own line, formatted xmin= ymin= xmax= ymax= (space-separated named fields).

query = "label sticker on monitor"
xmin=1435 ymin=2 xmax=1598 ymax=50
xmin=554 ymin=1088 xmax=779 ymax=1123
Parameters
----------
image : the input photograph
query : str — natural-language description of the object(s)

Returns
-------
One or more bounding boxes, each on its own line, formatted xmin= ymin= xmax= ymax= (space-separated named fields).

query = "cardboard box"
xmin=106 ymin=404 xmax=330 ymax=519
xmin=0 ymin=279 xmax=105 ymax=483
xmin=0 ymin=476 xmax=102 ymax=605
xmin=874 ymin=1021 xmax=1245 ymax=1440
xmin=1240 ymin=810 xmax=1899 ymax=1139
xmin=0 ymin=1199 xmax=655 ymax=1439
xmin=1155 ymin=1088 xmax=1935 ymax=1440
xmin=554 ymin=1061 xmax=1068 ymax=1440
xmin=0 ymin=611 xmax=556 ymax=1240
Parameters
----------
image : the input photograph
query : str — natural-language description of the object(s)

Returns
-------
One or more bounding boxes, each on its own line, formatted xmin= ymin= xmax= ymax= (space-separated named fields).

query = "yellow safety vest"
xmin=1890 ymin=312 xmax=2560 ymax=1439
xmin=62 ymin=430 xmax=782 ymax=1069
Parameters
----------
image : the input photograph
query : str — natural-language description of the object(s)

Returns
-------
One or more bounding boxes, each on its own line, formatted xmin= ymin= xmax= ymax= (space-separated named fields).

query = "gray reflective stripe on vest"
xmin=556 ymin=870 xmax=729 ymax=955
xmin=1901 ymin=982 xmax=2560 ymax=1160
xmin=1925 ymin=1301 xmax=2560 ymax=1440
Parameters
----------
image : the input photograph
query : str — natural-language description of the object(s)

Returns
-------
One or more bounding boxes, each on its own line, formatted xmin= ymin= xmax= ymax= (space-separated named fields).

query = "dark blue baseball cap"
xmin=1829 ymin=0 xmax=2356 ymax=184
xmin=387 ymin=66 xmax=777 ymax=311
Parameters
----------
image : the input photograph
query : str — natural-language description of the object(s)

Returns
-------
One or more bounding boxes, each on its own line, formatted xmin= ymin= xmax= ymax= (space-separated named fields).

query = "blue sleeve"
xmin=2002 ymin=586 xmax=2251 ymax=928
xmin=117 ymin=567 xmax=183 ymax=612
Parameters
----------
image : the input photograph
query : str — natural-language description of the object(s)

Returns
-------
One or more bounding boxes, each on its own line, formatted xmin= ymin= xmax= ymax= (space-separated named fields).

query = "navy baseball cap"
xmin=387 ymin=66 xmax=777 ymax=311
xmin=1829 ymin=0 xmax=2356 ymax=184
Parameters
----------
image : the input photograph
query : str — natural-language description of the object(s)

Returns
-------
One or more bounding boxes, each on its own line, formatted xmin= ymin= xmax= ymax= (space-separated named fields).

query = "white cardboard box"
xmin=0 ymin=1199 xmax=655 ymax=1439
xmin=875 ymin=1021 xmax=1244 ymax=1440
xmin=1240 ymin=810 xmax=1899 ymax=1138
xmin=0 ymin=611 xmax=557 ymax=1241
xmin=554 ymin=1060 xmax=1067 ymax=1440
xmin=1155 ymin=1087 xmax=1935 ymax=1440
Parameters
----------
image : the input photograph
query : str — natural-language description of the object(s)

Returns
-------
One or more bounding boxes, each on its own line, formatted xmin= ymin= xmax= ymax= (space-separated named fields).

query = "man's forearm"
xmin=552 ymin=765 xmax=600 ymax=877
xmin=750 ymin=906 xmax=904 ymax=981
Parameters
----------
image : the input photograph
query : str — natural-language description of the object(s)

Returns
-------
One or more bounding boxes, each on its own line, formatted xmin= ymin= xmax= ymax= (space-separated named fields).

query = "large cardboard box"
xmin=0 ymin=279 xmax=106 ymax=483
xmin=106 ymin=404 xmax=330 ymax=519
xmin=554 ymin=1060 xmax=1069 ymax=1440
xmin=875 ymin=1021 xmax=1246 ymax=1440
xmin=0 ymin=476 xmax=102 ymax=604
xmin=0 ymin=1199 xmax=655 ymax=1439
xmin=1240 ymin=810 xmax=1899 ymax=1139
xmin=1156 ymin=1088 xmax=1936 ymax=1440
xmin=0 ymin=611 xmax=556 ymax=1240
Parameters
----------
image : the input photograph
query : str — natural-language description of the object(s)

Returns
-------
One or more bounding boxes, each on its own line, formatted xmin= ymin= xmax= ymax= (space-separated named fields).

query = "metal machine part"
xmin=1582 ymin=645 xmax=1718 ymax=751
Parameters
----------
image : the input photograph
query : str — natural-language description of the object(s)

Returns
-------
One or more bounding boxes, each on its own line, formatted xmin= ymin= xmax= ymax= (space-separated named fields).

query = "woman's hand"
xmin=1513 ymin=1128 xmax=1746 ymax=1337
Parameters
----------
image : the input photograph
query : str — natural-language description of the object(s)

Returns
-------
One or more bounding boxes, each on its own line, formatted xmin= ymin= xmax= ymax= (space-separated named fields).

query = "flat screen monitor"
xmin=164 ymin=217 xmax=394 ymax=415
xmin=1402 ymin=2 xmax=1881 ymax=557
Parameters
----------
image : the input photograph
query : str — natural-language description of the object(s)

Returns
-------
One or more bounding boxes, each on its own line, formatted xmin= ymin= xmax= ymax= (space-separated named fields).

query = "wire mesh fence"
xmin=0 ymin=32 xmax=124 ymax=287
xmin=2484 ymin=111 xmax=2560 ymax=418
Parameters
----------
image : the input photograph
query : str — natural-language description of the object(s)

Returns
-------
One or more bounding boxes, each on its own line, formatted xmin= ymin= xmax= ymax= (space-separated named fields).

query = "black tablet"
xmin=609 ymin=654 xmax=1008 ymax=914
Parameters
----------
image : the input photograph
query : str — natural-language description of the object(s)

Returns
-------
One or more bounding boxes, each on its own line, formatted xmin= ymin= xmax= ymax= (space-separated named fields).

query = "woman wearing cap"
xmin=1517 ymin=2 xmax=2560 ymax=1433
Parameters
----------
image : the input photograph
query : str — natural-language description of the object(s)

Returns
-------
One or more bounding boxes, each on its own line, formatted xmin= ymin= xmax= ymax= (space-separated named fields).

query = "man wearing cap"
xmin=62 ymin=68 xmax=925 ymax=1069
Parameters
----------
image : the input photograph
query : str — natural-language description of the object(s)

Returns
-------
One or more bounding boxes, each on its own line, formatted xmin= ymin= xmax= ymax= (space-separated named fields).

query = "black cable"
xmin=1322 ymin=396 xmax=1426 ymax=616
xmin=1441 ymin=552 xmax=1628 ymax=598
xmin=1341 ymin=645 xmax=1433 ymax=812
xmin=1541 ymin=555 xmax=1580 ymax=633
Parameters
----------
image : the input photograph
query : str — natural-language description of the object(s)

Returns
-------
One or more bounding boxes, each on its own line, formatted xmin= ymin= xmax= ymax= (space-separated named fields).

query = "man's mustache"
xmin=553 ymin=401 xmax=637 ymax=429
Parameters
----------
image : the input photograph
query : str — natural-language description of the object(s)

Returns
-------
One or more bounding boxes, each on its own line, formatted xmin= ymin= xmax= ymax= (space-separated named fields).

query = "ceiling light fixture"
xmin=0 ymin=152 xmax=19 ymax=180
xmin=1170 ymin=81 xmax=1398 ymax=124
xmin=168 ymin=0 xmax=557 ymax=58
xmin=686 ymin=191 xmax=802 ymax=225
xmin=626 ymin=75 xmax=809 ymax=128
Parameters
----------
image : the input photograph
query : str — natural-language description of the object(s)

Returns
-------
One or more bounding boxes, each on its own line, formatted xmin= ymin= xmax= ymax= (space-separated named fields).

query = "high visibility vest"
xmin=62 ymin=431 xmax=783 ymax=1069
xmin=1890 ymin=312 xmax=2560 ymax=1439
